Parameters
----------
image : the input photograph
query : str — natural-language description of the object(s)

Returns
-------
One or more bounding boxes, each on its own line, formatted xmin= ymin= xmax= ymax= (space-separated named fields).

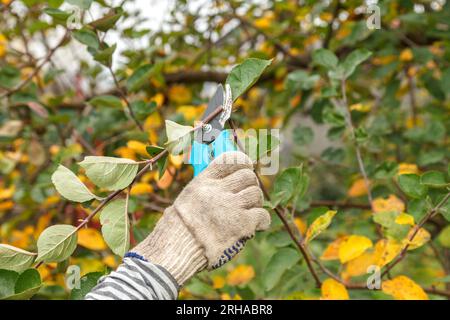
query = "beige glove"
xmin=132 ymin=151 xmax=271 ymax=285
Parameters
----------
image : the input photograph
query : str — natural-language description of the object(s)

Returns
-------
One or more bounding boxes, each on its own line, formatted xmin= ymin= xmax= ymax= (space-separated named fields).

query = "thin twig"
xmin=339 ymin=80 xmax=374 ymax=207
xmin=1 ymin=31 xmax=69 ymax=98
xmin=381 ymin=192 xmax=450 ymax=277
xmin=228 ymin=118 xmax=322 ymax=287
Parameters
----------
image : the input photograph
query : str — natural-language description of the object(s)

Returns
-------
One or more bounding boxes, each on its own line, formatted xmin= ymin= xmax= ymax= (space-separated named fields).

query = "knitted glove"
xmin=132 ymin=151 xmax=271 ymax=285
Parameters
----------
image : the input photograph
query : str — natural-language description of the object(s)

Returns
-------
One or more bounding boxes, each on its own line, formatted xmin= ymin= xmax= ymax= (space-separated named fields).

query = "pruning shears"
xmin=189 ymin=84 xmax=236 ymax=176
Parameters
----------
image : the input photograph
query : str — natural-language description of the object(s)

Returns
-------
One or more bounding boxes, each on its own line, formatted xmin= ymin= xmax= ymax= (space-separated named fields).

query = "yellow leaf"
xmin=347 ymin=179 xmax=368 ymax=198
xmin=169 ymin=154 xmax=184 ymax=169
xmin=140 ymin=171 xmax=157 ymax=183
xmin=71 ymin=257 xmax=105 ymax=276
xmin=157 ymin=167 xmax=174 ymax=190
xmin=349 ymin=103 xmax=371 ymax=112
xmin=0 ymin=200 xmax=14 ymax=211
xmin=149 ymin=93 xmax=164 ymax=107
xmin=143 ymin=112 xmax=162 ymax=131
xmin=338 ymin=235 xmax=373 ymax=263
xmin=321 ymin=278 xmax=349 ymax=300
xmin=114 ymin=146 xmax=136 ymax=160
xmin=168 ymin=85 xmax=192 ymax=105
xmin=0 ymin=186 xmax=14 ymax=200
xmin=395 ymin=213 xmax=415 ymax=226
xmin=399 ymin=49 xmax=414 ymax=62
xmin=212 ymin=275 xmax=226 ymax=289
xmin=221 ymin=293 xmax=242 ymax=300
xmin=397 ymin=163 xmax=418 ymax=176
xmin=34 ymin=213 xmax=53 ymax=239
xmin=305 ymin=210 xmax=337 ymax=243
xmin=177 ymin=105 xmax=204 ymax=121
xmin=130 ymin=182 xmax=153 ymax=195
xmin=404 ymin=227 xmax=430 ymax=250
xmin=372 ymin=55 xmax=396 ymax=66
xmin=373 ymin=194 xmax=405 ymax=214
xmin=374 ymin=239 xmax=402 ymax=267
xmin=321 ymin=236 xmax=349 ymax=261
xmin=127 ymin=140 xmax=148 ymax=157
xmin=254 ymin=12 xmax=274 ymax=29
xmin=102 ymin=255 xmax=119 ymax=268
xmin=294 ymin=217 xmax=307 ymax=236
xmin=382 ymin=275 xmax=428 ymax=300
xmin=77 ymin=228 xmax=107 ymax=251
xmin=0 ymin=34 xmax=7 ymax=58
xmin=342 ymin=251 xmax=376 ymax=279
xmin=226 ymin=265 xmax=255 ymax=286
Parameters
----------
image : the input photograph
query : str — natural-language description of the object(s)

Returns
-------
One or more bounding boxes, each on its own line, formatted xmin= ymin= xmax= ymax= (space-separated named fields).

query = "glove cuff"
xmin=131 ymin=206 xmax=207 ymax=286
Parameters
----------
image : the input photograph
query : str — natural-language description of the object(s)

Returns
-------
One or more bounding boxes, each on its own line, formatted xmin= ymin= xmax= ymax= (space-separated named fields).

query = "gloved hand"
xmin=132 ymin=151 xmax=271 ymax=285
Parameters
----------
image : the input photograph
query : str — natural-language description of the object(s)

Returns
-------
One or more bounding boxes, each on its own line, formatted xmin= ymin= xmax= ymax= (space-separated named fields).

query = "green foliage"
xmin=0 ymin=269 xmax=42 ymax=300
xmin=51 ymin=165 xmax=102 ymax=202
xmin=70 ymin=272 xmax=104 ymax=300
xmin=100 ymin=199 xmax=130 ymax=257
xmin=0 ymin=245 xmax=36 ymax=273
xmin=79 ymin=156 xmax=139 ymax=190
xmin=226 ymin=58 xmax=272 ymax=101
xmin=36 ymin=225 xmax=78 ymax=263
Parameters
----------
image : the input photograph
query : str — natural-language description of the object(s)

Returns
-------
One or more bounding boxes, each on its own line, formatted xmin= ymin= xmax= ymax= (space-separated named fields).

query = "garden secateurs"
xmin=189 ymin=84 xmax=236 ymax=176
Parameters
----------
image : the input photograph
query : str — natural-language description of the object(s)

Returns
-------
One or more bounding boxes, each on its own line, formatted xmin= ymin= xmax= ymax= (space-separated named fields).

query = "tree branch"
xmin=381 ymin=192 xmax=450 ymax=277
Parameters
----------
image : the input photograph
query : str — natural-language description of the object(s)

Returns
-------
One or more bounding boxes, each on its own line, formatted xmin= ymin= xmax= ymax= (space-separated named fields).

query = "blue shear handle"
xmin=190 ymin=130 xmax=237 ymax=177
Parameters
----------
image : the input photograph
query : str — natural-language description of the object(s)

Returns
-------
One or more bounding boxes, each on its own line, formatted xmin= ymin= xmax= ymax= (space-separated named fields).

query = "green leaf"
xmin=72 ymin=28 xmax=99 ymax=50
xmin=146 ymin=145 xmax=168 ymax=177
xmin=293 ymin=126 xmax=314 ymax=145
xmin=126 ymin=64 xmax=153 ymax=92
xmin=70 ymin=272 xmax=103 ymax=300
xmin=164 ymin=120 xmax=193 ymax=155
xmin=0 ymin=65 xmax=21 ymax=89
xmin=88 ymin=95 xmax=122 ymax=108
xmin=312 ymin=49 xmax=339 ymax=69
xmin=132 ymin=100 xmax=157 ymax=121
xmin=272 ymin=166 xmax=309 ymax=205
xmin=0 ymin=269 xmax=19 ymax=299
xmin=66 ymin=0 xmax=93 ymax=10
xmin=372 ymin=211 xmax=410 ymax=240
xmin=420 ymin=171 xmax=448 ymax=188
xmin=36 ymin=225 xmax=77 ymax=263
xmin=305 ymin=210 xmax=337 ymax=243
xmin=7 ymin=269 xmax=42 ymax=300
xmin=226 ymin=58 xmax=272 ymax=101
xmin=100 ymin=199 xmax=130 ymax=257
xmin=44 ymin=8 xmax=70 ymax=22
xmin=263 ymin=248 xmax=300 ymax=291
xmin=0 ymin=269 xmax=42 ymax=300
xmin=89 ymin=8 xmax=123 ymax=32
xmin=285 ymin=70 xmax=320 ymax=91
xmin=341 ymin=49 xmax=372 ymax=79
xmin=93 ymin=44 xmax=117 ymax=66
xmin=438 ymin=225 xmax=450 ymax=248
xmin=398 ymin=174 xmax=428 ymax=199
xmin=0 ymin=244 xmax=36 ymax=273
xmin=51 ymin=165 xmax=103 ymax=202
xmin=79 ymin=156 xmax=139 ymax=191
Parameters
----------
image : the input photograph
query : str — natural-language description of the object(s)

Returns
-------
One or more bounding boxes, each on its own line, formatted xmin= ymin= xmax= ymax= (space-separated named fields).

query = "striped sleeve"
xmin=85 ymin=257 xmax=179 ymax=300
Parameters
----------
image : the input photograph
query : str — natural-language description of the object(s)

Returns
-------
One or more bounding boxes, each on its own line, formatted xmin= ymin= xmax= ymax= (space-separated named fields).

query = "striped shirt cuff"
xmin=85 ymin=257 xmax=179 ymax=300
